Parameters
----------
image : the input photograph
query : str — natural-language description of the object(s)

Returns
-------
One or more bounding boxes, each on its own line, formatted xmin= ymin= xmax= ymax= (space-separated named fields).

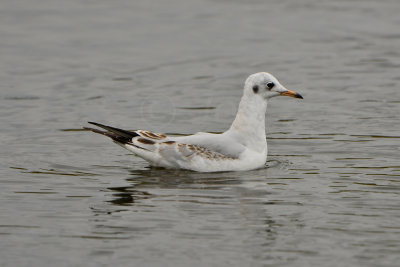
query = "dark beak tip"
xmin=296 ymin=93 xmax=304 ymax=99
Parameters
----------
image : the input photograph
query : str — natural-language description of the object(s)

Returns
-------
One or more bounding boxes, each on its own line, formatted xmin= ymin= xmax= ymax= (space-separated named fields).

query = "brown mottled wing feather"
xmin=136 ymin=130 xmax=167 ymax=140
xmin=157 ymin=141 xmax=235 ymax=161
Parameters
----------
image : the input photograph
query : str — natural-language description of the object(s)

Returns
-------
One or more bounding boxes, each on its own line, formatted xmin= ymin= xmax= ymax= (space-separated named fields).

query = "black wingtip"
xmin=88 ymin=121 xmax=104 ymax=127
xmin=85 ymin=121 xmax=139 ymax=144
xmin=83 ymin=127 xmax=105 ymax=135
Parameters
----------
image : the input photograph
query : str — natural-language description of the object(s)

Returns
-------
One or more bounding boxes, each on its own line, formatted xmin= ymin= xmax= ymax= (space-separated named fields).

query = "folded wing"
xmin=84 ymin=122 xmax=242 ymax=168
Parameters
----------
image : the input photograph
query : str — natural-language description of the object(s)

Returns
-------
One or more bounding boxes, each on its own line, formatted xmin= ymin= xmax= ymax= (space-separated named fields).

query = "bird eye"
xmin=266 ymin=82 xmax=275 ymax=89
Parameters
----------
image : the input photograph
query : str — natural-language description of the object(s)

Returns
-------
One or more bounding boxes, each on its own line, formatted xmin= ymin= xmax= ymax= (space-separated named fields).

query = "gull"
xmin=84 ymin=72 xmax=303 ymax=172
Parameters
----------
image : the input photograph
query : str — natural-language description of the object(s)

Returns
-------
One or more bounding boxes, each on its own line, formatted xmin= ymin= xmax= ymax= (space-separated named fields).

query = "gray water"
xmin=1 ymin=0 xmax=399 ymax=266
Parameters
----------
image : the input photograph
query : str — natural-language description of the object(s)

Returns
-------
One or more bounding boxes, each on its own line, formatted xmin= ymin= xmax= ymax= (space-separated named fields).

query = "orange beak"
xmin=280 ymin=90 xmax=303 ymax=99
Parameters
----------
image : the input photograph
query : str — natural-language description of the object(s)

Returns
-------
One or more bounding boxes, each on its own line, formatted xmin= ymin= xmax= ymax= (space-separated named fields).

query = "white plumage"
xmin=84 ymin=72 xmax=303 ymax=172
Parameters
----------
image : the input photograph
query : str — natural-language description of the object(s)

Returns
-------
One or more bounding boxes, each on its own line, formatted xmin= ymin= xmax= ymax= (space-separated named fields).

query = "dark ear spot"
xmin=252 ymin=85 xmax=259 ymax=93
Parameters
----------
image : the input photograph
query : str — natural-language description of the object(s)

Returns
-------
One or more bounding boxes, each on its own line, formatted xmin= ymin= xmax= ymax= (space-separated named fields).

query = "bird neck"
xmin=228 ymin=94 xmax=267 ymax=151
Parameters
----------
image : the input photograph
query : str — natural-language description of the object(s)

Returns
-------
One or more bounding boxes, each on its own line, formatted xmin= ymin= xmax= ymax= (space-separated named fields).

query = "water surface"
xmin=1 ymin=0 xmax=399 ymax=266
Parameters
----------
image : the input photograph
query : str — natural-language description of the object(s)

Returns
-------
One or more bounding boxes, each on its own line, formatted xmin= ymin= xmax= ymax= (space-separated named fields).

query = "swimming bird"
xmin=84 ymin=72 xmax=303 ymax=172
